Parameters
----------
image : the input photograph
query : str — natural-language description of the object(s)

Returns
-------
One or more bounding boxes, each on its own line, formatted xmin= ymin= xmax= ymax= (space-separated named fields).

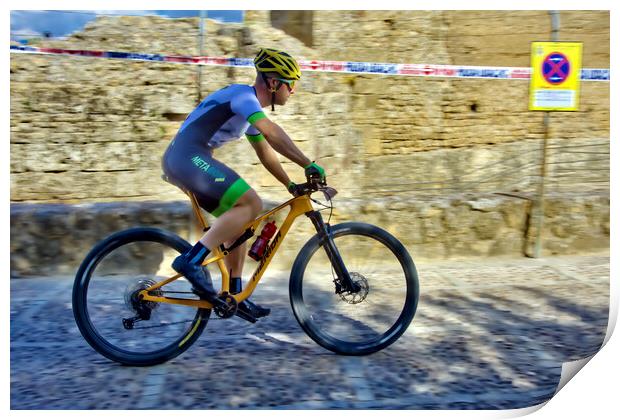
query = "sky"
xmin=9 ymin=10 xmax=244 ymax=40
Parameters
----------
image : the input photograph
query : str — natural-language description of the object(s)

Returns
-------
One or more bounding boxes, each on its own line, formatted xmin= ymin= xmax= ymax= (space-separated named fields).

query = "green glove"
xmin=304 ymin=161 xmax=326 ymax=182
xmin=287 ymin=181 xmax=300 ymax=196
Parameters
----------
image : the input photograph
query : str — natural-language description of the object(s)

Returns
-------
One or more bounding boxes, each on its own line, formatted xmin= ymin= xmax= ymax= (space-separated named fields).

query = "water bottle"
xmin=248 ymin=221 xmax=278 ymax=261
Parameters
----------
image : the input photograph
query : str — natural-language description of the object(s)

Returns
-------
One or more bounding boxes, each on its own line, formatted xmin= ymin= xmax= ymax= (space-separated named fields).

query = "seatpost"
xmin=188 ymin=193 xmax=209 ymax=231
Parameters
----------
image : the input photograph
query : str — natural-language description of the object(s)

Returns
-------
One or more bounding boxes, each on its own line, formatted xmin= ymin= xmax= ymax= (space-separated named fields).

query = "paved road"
xmin=10 ymin=253 xmax=609 ymax=409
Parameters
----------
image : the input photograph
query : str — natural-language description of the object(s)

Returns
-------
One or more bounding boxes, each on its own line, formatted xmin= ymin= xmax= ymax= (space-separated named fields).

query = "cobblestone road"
xmin=10 ymin=253 xmax=609 ymax=409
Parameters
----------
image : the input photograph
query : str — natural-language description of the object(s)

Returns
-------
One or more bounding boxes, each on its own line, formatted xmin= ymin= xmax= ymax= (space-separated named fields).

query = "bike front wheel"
xmin=72 ymin=227 xmax=210 ymax=366
xmin=290 ymin=222 xmax=419 ymax=355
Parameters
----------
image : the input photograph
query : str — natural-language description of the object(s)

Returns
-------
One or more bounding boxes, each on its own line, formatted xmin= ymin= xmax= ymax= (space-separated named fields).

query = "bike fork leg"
xmin=306 ymin=211 xmax=360 ymax=293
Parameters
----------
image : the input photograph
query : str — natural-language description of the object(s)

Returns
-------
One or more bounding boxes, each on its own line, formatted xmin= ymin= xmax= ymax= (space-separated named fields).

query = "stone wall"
xmin=10 ymin=11 xmax=610 ymax=204
xmin=9 ymin=192 xmax=610 ymax=278
xmin=9 ymin=11 xmax=610 ymax=276
xmin=271 ymin=11 xmax=314 ymax=47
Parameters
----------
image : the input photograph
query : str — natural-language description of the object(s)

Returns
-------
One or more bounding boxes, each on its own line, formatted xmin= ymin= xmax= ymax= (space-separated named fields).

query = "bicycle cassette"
xmin=124 ymin=277 xmax=162 ymax=314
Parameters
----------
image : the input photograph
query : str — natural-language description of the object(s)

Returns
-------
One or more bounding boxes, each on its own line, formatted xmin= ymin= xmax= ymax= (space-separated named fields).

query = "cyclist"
xmin=161 ymin=48 xmax=325 ymax=321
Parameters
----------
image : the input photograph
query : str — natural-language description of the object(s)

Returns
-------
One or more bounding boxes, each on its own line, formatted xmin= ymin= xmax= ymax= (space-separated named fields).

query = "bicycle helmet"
xmin=254 ymin=48 xmax=302 ymax=80
xmin=254 ymin=48 xmax=301 ymax=111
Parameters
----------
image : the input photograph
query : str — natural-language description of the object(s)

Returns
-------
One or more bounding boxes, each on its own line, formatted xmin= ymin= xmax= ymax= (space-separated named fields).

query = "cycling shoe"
xmin=238 ymin=299 xmax=270 ymax=319
xmin=172 ymin=254 xmax=217 ymax=299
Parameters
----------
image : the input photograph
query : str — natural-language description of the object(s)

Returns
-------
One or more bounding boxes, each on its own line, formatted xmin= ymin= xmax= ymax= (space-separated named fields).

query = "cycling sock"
xmin=231 ymin=277 xmax=242 ymax=294
xmin=185 ymin=242 xmax=210 ymax=265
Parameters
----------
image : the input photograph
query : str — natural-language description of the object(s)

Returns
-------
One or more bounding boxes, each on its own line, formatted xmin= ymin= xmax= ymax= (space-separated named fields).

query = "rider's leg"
xmin=224 ymin=241 xmax=246 ymax=279
xmin=173 ymin=189 xmax=261 ymax=299
xmin=165 ymin=146 xmax=261 ymax=301
xmin=199 ymin=188 xmax=262 ymax=250
xmin=219 ymin=199 xmax=271 ymax=318
xmin=223 ymin=239 xmax=270 ymax=318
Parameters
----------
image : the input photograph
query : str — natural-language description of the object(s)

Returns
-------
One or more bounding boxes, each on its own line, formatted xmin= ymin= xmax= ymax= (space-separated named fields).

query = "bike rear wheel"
xmin=72 ymin=227 xmax=209 ymax=366
xmin=289 ymin=222 xmax=419 ymax=355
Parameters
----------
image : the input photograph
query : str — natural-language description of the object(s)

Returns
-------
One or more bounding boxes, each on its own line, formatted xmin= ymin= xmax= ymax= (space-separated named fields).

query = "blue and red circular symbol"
xmin=542 ymin=52 xmax=571 ymax=85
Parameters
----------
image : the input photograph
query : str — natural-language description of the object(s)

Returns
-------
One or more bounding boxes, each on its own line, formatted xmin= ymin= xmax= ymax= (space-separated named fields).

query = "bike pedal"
xmin=235 ymin=307 xmax=257 ymax=323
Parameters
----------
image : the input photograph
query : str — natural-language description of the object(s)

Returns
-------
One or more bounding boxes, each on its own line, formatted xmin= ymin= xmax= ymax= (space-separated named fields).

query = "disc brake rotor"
xmin=339 ymin=272 xmax=370 ymax=304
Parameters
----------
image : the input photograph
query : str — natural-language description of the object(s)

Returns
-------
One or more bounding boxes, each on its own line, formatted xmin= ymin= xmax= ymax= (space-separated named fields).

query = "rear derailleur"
xmin=122 ymin=278 xmax=161 ymax=330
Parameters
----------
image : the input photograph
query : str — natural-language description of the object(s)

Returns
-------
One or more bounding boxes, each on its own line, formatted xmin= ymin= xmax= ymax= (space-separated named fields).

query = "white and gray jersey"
xmin=176 ymin=84 xmax=267 ymax=149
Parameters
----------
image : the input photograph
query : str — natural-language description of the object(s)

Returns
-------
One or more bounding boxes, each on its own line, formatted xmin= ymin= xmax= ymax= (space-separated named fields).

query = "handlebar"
xmin=295 ymin=176 xmax=338 ymax=200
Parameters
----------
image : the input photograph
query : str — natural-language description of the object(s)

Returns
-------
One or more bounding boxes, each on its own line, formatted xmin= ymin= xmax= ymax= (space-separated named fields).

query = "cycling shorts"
xmin=162 ymin=139 xmax=251 ymax=217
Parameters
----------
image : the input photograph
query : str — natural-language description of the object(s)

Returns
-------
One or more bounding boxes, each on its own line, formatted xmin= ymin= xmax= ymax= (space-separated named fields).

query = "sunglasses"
xmin=273 ymin=78 xmax=297 ymax=92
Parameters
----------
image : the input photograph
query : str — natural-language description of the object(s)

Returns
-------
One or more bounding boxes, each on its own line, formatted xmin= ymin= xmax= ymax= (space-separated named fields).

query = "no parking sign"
xmin=529 ymin=42 xmax=583 ymax=111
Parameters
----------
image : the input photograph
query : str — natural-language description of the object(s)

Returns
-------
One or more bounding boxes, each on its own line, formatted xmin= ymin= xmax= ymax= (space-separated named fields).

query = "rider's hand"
xmin=304 ymin=161 xmax=326 ymax=183
xmin=287 ymin=181 xmax=303 ymax=197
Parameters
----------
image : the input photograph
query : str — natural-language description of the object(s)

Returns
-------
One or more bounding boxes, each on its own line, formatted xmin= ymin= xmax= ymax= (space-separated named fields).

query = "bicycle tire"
xmin=72 ymin=227 xmax=210 ymax=366
xmin=289 ymin=222 xmax=419 ymax=355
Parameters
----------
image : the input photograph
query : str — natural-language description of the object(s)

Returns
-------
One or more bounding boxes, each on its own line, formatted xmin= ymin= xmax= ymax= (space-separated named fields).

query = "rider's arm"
xmin=252 ymin=118 xmax=312 ymax=168
xmin=248 ymin=138 xmax=292 ymax=187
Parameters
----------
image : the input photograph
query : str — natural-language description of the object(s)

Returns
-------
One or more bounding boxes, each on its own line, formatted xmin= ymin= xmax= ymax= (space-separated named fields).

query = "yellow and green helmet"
xmin=254 ymin=48 xmax=302 ymax=80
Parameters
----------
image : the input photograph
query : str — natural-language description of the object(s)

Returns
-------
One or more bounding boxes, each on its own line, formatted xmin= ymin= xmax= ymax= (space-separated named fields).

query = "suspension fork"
xmin=306 ymin=211 xmax=360 ymax=293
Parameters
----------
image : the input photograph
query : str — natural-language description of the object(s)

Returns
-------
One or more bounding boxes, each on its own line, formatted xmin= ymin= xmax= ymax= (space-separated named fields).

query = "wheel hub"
xmin=339 ymin=272 xmax=369 ymax=304
xmin=124 ymin=277 xmax=162 ymax=315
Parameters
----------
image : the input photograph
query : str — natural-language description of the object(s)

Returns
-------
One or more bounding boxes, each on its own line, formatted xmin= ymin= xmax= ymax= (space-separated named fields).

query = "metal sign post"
xmin=529 ymin=11 xmax=583 ymax=258
xmin=196 ymin=10 xmax=206 ymax=104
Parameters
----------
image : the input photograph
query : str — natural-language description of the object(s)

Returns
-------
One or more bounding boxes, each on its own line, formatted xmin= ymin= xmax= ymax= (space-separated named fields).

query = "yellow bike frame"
xmin=139 ymin=193 xmax=314 ymax=310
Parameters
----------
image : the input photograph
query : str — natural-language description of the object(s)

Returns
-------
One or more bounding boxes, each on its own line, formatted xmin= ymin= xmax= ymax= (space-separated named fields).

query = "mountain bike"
xmin=72 ymin=177 xmax=419 ymax=366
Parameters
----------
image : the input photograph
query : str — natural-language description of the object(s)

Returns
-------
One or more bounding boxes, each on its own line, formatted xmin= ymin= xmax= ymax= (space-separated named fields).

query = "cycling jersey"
xmin=177 ymin=84 xmax=267 ymax=149
xmin=162 ymin=84 xmax=267 ymax=217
